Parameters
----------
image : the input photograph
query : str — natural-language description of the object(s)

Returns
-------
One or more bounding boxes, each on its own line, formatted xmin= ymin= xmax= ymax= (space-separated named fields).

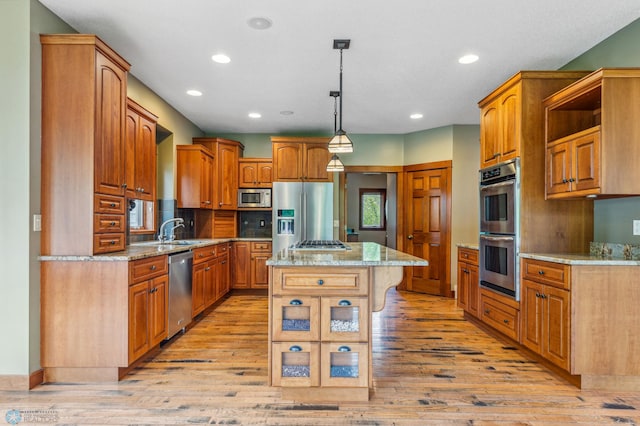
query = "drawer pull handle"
xmin=110 ymin=203 xmax=116 ymax=208
xmin=289 ymin=299 xmax=303 ymax=305
xmin=338 ymin=300 xmax=352 ymax=306
xmin=503 ymin=319 xmax=509 ymax=324
xmin=338 ymin=346 xmax=351 ymax=352
xmin=289 ymin=345 xmax=302 ymax=352
xmin=535 ymin=292 xmax=540 ymax=298
xmin=150 ymin=265 xmax=157 ymax=271
xmin=538 ymin=270 xmax=545 ymax=275
xmin=317 ymin=279 xmax=324 ymax=285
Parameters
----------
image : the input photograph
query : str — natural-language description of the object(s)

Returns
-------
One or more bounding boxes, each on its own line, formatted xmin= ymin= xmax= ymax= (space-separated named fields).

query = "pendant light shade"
xmin=328 ymin=39 xmax=353 ymax=154
xmin=326 ymin=153 xmax=345 ymax=172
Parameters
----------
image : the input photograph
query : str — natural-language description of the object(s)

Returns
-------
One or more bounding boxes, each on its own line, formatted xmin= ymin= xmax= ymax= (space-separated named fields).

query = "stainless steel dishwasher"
xmin=167 ymin=250 xmax=193 ymax=339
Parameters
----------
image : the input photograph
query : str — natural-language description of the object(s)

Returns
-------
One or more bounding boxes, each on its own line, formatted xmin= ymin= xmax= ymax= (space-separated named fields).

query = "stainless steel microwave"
xmin=238 ymin=188 xmax=271 ymax=208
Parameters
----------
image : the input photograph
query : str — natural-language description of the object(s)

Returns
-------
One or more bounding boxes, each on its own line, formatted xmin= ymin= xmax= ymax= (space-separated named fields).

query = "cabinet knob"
xmin=493 ymin=153 xmax=500 ymax=159
xmin=205 ymin=267 xmax=211 ymax=271
xmin=484 ymin=309 xmax=490 ymax=314
xmin=503 ymin=319 xmax=509 ymax=324
xmin=538 ymin=270 xmax=545 ymax=275
xmin=535 ymin=292 xmax=540 ymax=298
xmin=110 ymin=240 xmax=116 ymax=245
xmin=317 ymin=279 xmax=324 ymax=285
xmin=150 ymin=265 xmax=157 ymax=271
xmin=110 ymin=221 xmax=116 ymax=226
xmin=562 ymin=179 xmax=568 ymax=183
xmin=407 ymin=235 xmax=413 ymax=240
xmin=121 ymin=183 xmax=127 ymax=188
xmin=110 ymin=203 xmax=116 ymax=208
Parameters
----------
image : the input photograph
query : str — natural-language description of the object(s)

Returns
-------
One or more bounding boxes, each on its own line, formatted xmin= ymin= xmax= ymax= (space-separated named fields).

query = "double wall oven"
xmin=479 ymin=158 xmax=520 ymax=300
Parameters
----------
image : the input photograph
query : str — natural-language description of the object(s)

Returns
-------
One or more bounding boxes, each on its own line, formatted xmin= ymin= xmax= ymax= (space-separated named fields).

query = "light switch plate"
xmin=33 ymin=214 xmax=42 ymax=232
xmin=633 ymin=220 xmax=640 ymax=236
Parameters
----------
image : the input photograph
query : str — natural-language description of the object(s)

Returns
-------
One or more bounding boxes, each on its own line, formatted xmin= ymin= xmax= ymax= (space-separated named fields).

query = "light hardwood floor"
xmin=2 ymin=290 xmax=639 ymax=425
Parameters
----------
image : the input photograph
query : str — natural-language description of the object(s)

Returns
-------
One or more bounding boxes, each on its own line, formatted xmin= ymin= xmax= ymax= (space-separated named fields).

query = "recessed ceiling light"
xmin=212 ymin=54 xmax=231 ymax=64
xmin=280 ymin=111 xmax=294 ymax=116
xmin=186 ymin=89 xmax=202 ymax=96
xmin=248 ymin=112 xmax=262 ymax=119
xmin=410 ymin=113 xmax=423 ymax=119
xmin=458 ymin=54 xmax=479 ymax=64
xmin=247 ymin=17 xmax=272 ymax=30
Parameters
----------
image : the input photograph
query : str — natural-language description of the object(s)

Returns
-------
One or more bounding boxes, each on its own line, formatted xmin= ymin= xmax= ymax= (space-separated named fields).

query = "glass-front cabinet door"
xmin=321 ymin=343 xmax=368 ymax=387
xmin=272 ymin=296 xmax=320 ymax=341
xmin=271 ymin=342 xmax=320 ymax=387
xmin=320 ymin=297 xmax=368 ymax=341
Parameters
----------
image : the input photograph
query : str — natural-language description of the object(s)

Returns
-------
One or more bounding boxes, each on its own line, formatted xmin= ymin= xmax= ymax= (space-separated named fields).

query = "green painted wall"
xmin=561 ymin=18 xmax=640 ymax=244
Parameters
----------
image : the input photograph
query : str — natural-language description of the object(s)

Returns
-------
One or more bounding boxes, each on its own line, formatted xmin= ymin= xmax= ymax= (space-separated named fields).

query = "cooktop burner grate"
xmin=290 ymin=240 xmax=351 ymax=251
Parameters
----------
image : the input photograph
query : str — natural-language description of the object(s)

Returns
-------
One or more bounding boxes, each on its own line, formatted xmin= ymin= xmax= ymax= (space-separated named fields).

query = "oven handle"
xmin=480 ymin=235 xmax=514 ymax=242
xmin=480 ymin=180 xmax=514 ymax=191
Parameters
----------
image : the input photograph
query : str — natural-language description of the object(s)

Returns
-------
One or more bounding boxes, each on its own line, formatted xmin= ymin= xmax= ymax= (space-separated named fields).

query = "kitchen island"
xmin=266 ymin=242 xmax=427 ymax=402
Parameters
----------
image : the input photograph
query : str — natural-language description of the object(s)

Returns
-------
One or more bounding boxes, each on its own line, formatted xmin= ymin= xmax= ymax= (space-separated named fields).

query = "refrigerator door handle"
xmin=301 ymin=190 xmax=306 ymax=241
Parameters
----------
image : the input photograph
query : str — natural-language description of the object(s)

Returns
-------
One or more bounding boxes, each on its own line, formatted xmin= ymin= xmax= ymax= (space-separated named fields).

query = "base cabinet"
xmin=233 ymin=241 xmax=272 ymax=289
xmin=270 ymin=266 xmax=371 ymax=401
xmin=479 ymin=288 xmax=520 ymax=342
xmin=456 ymin=247 xmax=479 ymax=318
xmin=192 ymin=244 xmax=231 ymax=317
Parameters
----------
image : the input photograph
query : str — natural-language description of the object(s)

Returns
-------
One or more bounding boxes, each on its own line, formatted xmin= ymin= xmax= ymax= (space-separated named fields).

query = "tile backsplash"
xmin=589 ymin=241 xmax=640 ymax=259
xmin=238 ymin=211 xmax=272 ymax=238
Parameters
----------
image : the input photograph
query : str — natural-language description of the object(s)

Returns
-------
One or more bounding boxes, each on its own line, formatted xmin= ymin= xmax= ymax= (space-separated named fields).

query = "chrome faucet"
xmin=158 ymin=218 xmax=185 ymax=243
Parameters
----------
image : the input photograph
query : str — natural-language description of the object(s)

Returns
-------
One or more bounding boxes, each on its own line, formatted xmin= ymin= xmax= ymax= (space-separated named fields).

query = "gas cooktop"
xmin=290 ymin=240 xmax=351 ymax=251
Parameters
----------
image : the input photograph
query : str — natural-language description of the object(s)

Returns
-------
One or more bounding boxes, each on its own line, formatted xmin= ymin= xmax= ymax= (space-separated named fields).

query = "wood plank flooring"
xmin=2 ymin=289 xmax=639 ymax=425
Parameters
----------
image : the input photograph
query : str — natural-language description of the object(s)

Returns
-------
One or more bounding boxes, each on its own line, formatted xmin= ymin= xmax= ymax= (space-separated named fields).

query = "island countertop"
xmin=266 ymin=242 xmax=428 ymax=267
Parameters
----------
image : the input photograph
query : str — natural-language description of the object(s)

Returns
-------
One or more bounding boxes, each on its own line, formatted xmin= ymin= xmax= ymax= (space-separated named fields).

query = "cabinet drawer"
xmin=480 ymin=289 xmax=520 ymax=341
xmin=272 ymin=296 xmax=320 ymax=341
xmin=272 ymin=342 xmax=320 ymax=387
xmin=129 ymin=255 xmax=168 ymax=284
xmin=320 ymin=297 xmax=368 ymax=342
xmin=273 ymin=267 xmax=368 ymax=296
xmin=193 ymin=245 xmax=217 ymax=264
xmin=94 ymin=214 xmax=126 ymax=233
xmin=458 ymin=247 xmax=478 ymax=265
xmin=94 ymin=194 xmax=125 ymax=214
xmin=521 ymin=258 xmax=570 ymax=289
xmin=93 ymin=233 xmax=125 ymax=253
xmin=321 ymin=342 xmax=369 ymax=388
xmin=215 ymin=242 xmax=230 ymax=257
xmin=251 ymin=241 xmax=272 ymax=252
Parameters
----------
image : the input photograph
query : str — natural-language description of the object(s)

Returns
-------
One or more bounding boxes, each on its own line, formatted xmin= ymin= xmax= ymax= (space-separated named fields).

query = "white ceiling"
xmin=39 ymin=0 xmax=640 ymax=135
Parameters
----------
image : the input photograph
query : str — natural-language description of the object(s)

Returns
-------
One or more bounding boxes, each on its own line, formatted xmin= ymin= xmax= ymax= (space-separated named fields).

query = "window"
xmin=359 ymin=188 xmax=386 ymax=230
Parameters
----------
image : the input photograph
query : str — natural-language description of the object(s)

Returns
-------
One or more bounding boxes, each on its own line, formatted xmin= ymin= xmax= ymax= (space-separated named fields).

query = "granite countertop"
xmin=39 ymin=237 xmax=272 ymax=262
xmin=520 ymin=252 xmax=640 ymax=266
xmin=267 ymin=242 xmax=428 ymax=267
xmin=457 ymin=242 xmax=479 ymax=250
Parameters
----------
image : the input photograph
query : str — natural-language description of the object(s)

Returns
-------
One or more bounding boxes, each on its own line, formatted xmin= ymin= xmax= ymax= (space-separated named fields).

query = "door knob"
xmin=407 ymin=235 xmax=413 ymax=240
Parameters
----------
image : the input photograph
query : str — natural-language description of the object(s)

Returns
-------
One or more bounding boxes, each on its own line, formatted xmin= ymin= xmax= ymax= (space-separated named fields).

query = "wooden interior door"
xmin=404 ymin=164 xmax=451 ymax=297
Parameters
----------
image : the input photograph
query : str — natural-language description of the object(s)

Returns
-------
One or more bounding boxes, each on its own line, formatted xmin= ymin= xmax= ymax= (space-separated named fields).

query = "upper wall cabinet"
xmin=239 ymin=158 xmax=273 ymax=188
xmin=41 ymin=34 xmax=131 ymax=255
xmin=543 ymin=68 xmax=640 ymax=199
xmin=271 ymin=136 xmax=332 ymax=182
xmin=176 ymin=145 xmax=214 ymax=209
xmin=125 ymin=98 xmax=158 ymax=202
xmin=193 ymin=138 xmax=244 ymax=209
xmin=478 ymin=71 xmax=590 ymax=170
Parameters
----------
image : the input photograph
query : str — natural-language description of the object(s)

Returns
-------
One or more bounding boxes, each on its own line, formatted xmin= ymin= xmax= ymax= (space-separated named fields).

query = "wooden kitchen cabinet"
xmin=128 ymin=255 xmax=169 ymax=364
xmin=271 ymin=137 xmax=332 ymax=182
xmin=478 ymin=71 xmax=594 ymax=257
xmin=41 ymin=34 xmax=130 ymax=255
xmin=216 ymin=243 xmax=231 ymax=298
xmin=239 ymin=158 xmax=273 ymax=187
xmin=270 ymin=266 xmax=371 ymax=400
xmin=544 ymin=68 xmax=640 ymax=198
xmin=192 ymin=243 xmax=231 ymax=317
xmin=176 ymin=145 xmax=214 ymax=209
xmin=232 ymin=241 xmax=251 ymax=289
xmin=250 ymin=241 xmax=272 ymax=289
xmin=125 ymin=98 xmax=158 ymax=202
xmin=479 ymin=288 xmax=520 ymax=342
xmin=193 ymin=138 xmax=244 ymax=209
xmin=479 ymin=83 xmax=520 ymax=167
xmin=456 ymin=247 xmax=479 ymax=318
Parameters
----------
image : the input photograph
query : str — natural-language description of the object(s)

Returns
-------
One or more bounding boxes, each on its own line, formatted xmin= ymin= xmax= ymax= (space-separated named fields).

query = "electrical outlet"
xmin=259 ymin=220 xmax=265 ymax=228
xmin=633 ymin=220 xmax=640 ymax=236
xmin=33 ymin=214 xmax=42 ymax=232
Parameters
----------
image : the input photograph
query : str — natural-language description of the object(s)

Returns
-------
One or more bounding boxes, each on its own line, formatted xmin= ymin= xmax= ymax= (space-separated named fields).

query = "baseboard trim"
xmin=0 ymin=370 xmax=43 ymax=391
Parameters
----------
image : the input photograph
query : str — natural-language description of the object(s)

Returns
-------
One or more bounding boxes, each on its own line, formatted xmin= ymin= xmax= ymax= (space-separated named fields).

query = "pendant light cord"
xmin=338 ymin=48 xmax=344 ymax=133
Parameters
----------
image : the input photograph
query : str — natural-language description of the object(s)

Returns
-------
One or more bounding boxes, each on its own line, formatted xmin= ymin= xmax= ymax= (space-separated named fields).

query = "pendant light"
xmin=327 ymin=39 xmax=353 ymax=154
xmin=327 ymin=91 xmax=345 ymax=172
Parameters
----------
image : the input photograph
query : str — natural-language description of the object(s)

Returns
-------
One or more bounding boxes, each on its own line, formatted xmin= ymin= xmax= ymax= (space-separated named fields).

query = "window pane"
xmin=359 ymin=189 xmax=385 ymax=230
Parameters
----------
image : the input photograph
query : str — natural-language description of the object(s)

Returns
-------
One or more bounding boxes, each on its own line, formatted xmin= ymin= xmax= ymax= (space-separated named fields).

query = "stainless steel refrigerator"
xmin=272 ymin=181 xmax=334 ymax=254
